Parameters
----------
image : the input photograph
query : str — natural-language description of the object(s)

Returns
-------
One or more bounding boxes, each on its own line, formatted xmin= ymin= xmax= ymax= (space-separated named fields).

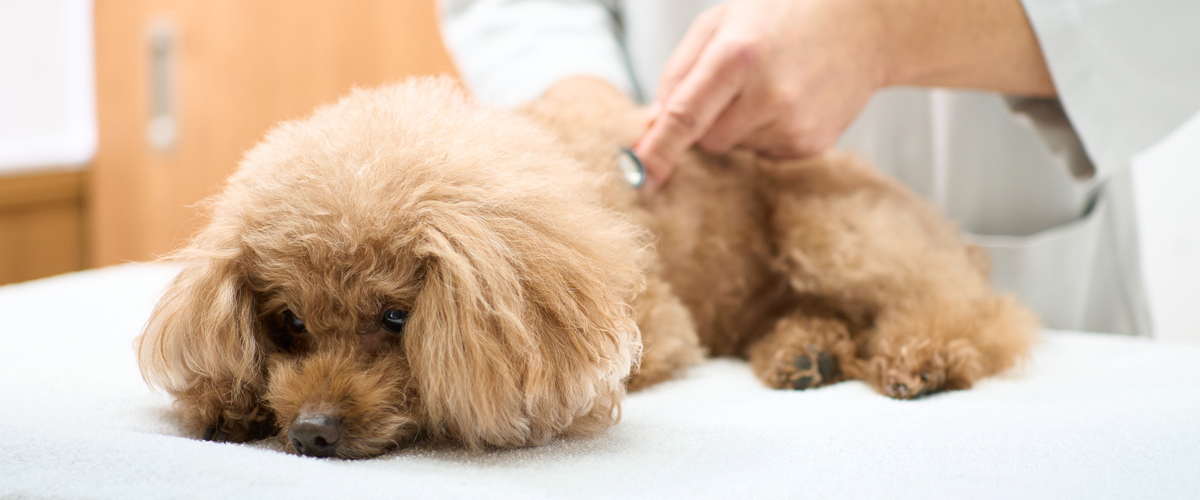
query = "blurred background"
xmin=0 ymin=0 xmax=455 ymax=286
xmin=1 ymin=0 xmax=1196 ymax=339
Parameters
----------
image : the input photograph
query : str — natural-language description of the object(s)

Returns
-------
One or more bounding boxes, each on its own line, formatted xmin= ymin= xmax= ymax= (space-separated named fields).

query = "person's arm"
xmin=634 ymin=0 xmax=1055 ymax=189
xmin=882 ymin=0 xmax=1054 ymax=96
xmin=439 ymin=0 xmax=635 ymax=107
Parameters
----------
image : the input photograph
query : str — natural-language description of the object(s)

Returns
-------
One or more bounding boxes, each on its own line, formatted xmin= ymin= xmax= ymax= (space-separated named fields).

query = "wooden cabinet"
xmin=91 ymin=0 xmax=456 ymax=266
xmin=0 ymin=170 xmax=87 ymax=285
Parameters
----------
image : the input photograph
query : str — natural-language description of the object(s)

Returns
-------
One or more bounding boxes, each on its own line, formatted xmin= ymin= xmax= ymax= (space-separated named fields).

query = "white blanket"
xmin=1 ymin=264 xmax=1197 ymax=499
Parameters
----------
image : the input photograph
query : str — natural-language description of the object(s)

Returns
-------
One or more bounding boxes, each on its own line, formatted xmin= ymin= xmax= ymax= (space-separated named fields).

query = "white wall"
xmin=1133 ymin=110 xmax=1200 ymax=343
xmin=0 ymin=0 xmax=96 ymax=174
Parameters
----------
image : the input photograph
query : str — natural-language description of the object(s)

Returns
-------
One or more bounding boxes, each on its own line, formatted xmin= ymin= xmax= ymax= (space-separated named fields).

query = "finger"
xmin=654 ymin=3 xmax=729 ymax=109
xmin=637 ymin=42 xmax=747 ymax=187
xmin=740 ymin=119 xmax=834 ymax=159
xmin=696 ymin=86 xmax=776 ymax=154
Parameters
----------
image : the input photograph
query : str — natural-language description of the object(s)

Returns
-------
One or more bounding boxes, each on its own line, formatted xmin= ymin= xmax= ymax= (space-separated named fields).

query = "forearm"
xmin=875 ymin=0 xmax=1056 ymax=97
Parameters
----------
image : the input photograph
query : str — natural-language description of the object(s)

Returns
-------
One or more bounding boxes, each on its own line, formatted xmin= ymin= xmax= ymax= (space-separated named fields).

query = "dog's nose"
xmin=288 ymin=414 xmax=343 ymax=458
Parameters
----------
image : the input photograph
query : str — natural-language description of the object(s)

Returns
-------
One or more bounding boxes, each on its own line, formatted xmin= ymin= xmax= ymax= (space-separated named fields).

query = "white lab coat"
xmin=439 ymin=0 xmax=1200 ymax=336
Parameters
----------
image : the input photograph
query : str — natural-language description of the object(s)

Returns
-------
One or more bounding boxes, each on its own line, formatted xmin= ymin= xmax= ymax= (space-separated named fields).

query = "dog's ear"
xmin=137 ymin=226 xmax=272 ymax=441
xmin=407 ymin=207 xmax=643 ymax=448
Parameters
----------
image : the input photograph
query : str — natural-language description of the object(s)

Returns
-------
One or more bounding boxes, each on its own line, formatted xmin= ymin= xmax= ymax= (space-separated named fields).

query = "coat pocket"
xmin=967 ymin=192 xmax=1106 ymax=331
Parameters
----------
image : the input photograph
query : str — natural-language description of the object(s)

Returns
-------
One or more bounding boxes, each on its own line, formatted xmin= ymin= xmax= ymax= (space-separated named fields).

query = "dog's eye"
xmin=283 ymin=309 xmax=307 ymax=334
xmin=381 ymin=309 xmax=409 ymax=334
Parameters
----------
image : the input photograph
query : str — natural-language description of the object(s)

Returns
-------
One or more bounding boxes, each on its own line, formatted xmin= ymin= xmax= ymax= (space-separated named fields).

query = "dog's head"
xmin=137 ymin=78 xmax=648 ymax=458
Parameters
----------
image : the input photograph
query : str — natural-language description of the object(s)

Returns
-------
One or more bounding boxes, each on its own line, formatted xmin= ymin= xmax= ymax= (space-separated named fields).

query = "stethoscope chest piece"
xmin=617 ymin=147 xmax=646 ymax=189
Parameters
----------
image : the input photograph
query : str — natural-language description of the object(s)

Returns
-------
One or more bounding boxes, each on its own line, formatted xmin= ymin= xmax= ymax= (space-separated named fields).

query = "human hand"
xmin=634 ymin=0 xmax=888 ymax=188
xmin=633 ymin=0 xmax=1055 ymax=189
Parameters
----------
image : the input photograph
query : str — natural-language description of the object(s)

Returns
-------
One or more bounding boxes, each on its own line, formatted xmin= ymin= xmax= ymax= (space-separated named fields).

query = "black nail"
xmin=203 ymin=426 xmax=216 ymax=441
xmin=792 ymin=354 xmax=813 ymax=371
xmin=792 ymin=376 xmax=814 ymax=390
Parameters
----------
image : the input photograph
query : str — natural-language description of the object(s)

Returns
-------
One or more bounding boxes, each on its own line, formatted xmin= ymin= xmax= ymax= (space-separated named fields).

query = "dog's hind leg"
xmin=761 ymin=154 xmax=1036 ymax=398
xmin=861 ymin=294 xmax=1037 ymax=398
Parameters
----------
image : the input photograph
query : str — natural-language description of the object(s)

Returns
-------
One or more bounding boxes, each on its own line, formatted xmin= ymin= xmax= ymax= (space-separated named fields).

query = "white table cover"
xmin=1 ymin=264 xmax=1197 ymax=499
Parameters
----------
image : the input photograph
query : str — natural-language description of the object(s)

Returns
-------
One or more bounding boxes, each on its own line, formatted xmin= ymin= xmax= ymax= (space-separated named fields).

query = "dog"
xmin=137 ymin=77 xmax=1037 ymax=458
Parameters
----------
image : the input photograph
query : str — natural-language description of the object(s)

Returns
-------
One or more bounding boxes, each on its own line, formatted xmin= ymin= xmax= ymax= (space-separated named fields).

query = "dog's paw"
xmin=202 ymin=416 xmax=275 ymax=443
xmin=867 ymin=339 xmax=981 ymax=399
xmin=178 ymin=378 xmax=276 ymax=443
xmin=770 ymin=344 xmax=840 ymax=391
xmin=879 ymin=368 xmax=943 ymax=399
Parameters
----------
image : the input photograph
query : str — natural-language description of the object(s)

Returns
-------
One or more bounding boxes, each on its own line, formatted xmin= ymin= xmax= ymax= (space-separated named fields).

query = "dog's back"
xmin=526 ymin=88 xmax=1037 ymax=398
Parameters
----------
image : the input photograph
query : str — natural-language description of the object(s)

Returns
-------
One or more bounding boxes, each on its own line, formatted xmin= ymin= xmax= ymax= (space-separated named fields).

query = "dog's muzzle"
xmin=289 ymin=414 xmax=343 ymax=458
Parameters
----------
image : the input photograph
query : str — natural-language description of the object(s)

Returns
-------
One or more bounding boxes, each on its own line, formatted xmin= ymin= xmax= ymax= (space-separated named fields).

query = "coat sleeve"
xmin=439 ymin=0 xmax=636 ymax=107
xmin=1021 ymin=0 xmax=1200 ymax=178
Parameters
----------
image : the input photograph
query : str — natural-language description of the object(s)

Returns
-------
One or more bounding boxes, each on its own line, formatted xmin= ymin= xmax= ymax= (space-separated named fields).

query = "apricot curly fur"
xmin=137 ymin=77 xmax=1037 ymax=459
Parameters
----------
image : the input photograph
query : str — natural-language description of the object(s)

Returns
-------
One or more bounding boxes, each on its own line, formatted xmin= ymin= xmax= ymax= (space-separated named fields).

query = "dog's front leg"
xmin=747 ymin=312 xmax=861 ymax=391
xmin=174 ymin=376 xmax=275 ymax=443
xmin=625 ymin=274 xmax=703 ymax=391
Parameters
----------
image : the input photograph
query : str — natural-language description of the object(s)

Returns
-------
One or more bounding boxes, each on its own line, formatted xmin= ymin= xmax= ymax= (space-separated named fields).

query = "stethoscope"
xmin=617 ymin=147 xmax=647 ymax=189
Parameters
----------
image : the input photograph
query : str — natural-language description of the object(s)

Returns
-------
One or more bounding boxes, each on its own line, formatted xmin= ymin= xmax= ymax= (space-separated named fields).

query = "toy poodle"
xmin=137 ymin=77 xmax=1037 ymax=458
